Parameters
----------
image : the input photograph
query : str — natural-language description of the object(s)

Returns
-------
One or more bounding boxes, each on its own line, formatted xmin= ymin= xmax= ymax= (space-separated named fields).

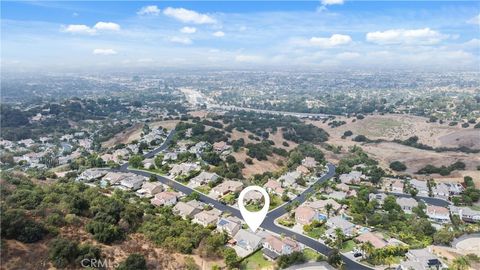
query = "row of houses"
xmin=384 ymin=178 xmax=465 ymax=198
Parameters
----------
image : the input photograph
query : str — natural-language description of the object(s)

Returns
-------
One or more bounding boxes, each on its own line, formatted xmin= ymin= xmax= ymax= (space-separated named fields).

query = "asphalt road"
xmin=119 ymin=129 xmax=450 ymax=270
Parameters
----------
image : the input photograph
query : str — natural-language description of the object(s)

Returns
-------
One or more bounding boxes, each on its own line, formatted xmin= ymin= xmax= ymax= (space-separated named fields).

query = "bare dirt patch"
xmin=231 ymin=150 xmax=285 ymax=178
xmin=102 ymin=123 xmax=143 ymax=149
xmin=307 ymin=114 xmax=479 ymax=149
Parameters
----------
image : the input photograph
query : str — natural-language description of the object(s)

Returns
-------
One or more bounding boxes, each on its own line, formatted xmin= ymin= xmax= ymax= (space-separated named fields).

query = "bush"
xmin=117 ymin=254 xmax=147 ymax=270
xmin=352 ymin=135 xmax=368 ymax=142
xmin=343 ymin=130 xmax=353 ymax=137
xmin=389 ymin=161 xmax=407 ymax=171
xmin=1 ymin=209 xmax=46 ymax=243
xmin=85 ymin=221 xmax=123 ymax=244
xmin=277 ymin=251 xmax=306 ymax=269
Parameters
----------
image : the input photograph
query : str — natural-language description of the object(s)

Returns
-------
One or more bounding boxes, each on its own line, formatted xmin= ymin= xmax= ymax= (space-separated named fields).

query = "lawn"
xmin=241 ymin=249 xmax=274 ymax=270
xmin=303 ymin=248 xmax=321 ymax=261
xmin=222 ymin=193 xmax=237 ymax=205
xmin=305 ymin=226 xmax=325 ymax=239
xmin=269 ymin=194 xmax=284 ymax=210
xmin=340 ymin=240 xmax=357 ymax=252
xmin=278 ymin=217 xmax=295 ymax=228
xmin=195 ymin=185 xmax=211 ymax=194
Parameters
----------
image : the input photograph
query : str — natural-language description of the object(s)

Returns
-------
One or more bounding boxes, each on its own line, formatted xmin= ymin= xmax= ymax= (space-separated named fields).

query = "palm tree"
xmin=360 ymin=242 xmax=375 ymax=259
xmin=451 ymin=257 xmax=470 ymax=270
xmin=334 ymin=228 xmax=345 ymax=250
xmin=326 ymin=203 xmax=333 ymax=218
xmin=384 ymin=255 xmax=396 ymax=269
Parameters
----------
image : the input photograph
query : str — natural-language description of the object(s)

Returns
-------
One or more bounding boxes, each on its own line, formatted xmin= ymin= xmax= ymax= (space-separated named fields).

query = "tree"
xmin=223 ymin=247 xmax=240 ymax=269
xmin=451 ymin=256 xmax=470 ymax=270
xmin=360 ymin=242 xmax=375 ymax=259
xmin=334 ymin=228 xmax=345 ymax=249
xmin=389 ymin=161 xmax=407 ymax=171
xmin=1 ymin=209 xmax=46 ymax=243
xmin=117 ymin=254 xmax=147 ymax=270
xmin=326 ymin=203 xmax=333 ymax=218
xmin=327 ymin=249 xmax=342 ymax=267
xmin=48 ymin=238 xmax=79 ymax=268
xmin=129 ymin=155 xmax=144 ymax=168
xmin=410 ymin=188 xmax=418 ymax=198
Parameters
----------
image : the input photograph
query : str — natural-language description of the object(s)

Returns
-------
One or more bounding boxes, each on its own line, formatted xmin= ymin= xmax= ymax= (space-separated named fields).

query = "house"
xmin=189 ymin=141 xmax=209 ymax=156
xmin=369 ymin=193 xmax=388 ymax=206
xmin=262 ymin=234 xmax=301 ymax=260
xmin=305 ymin=199 xmax=342 ymax=214
xmin=326 ymin=191 xmax=348 ymax=201
xmin=173 ymin=201 xmax=202 ymax=219
xmin=244 ymin=190 xmax=263 ymax=202
xmin=137 ymin=182 xmax=164 ymax=197
xmin=339 ymin=171 xmax=364 ymax=184
xmin=336 ymin=183 xmax=350 ymax=192
xmin=426 ymin=205 xmax=450 ymax=223
xmin=326 ymin=216 xmax=356 ymax=236
xmin=217 ymin=216 xmax=242 ymax=236
xmin=163 ymin=152 xmax=178 ymax=161
xmin=117 ymin=174 xmax=145 ymax=190
xmin=233 ymin=229 xmax=263 ymax=253
xmin=213 ymin=141 xmax=230 ymax=153
xmin=212 ymin=180 xmax=243 ymax=197
xmin=278 ymin=171 xmax=301 ymax=187
xmin=76 ymin=169 xmax=107 ymax=182
xmin=295 ymin=206 xmax=326 ymax=225
xmin=170 ymin=163 xmax=199 ymax=176
xmin=398 ymin=248 xmax=445 ymax=270
xmin=432 ymin=184 xmax=450 ymax=198
xmin=449 ymin=206 xmax=480 ymax=223
xmin=355 ymin=232 xmax=388 ymax=249
xmin=435 ymin=183 xmax=464 ymax=197
xmin=296 ymin=165 xmax=310 ymax=175
xmin=409 ymin=179 xmax=429 ymax=196
xmin=190 ymin=171 xmax=219 ymax=187
xmin=396 ymin=197 xmax=418 ymax=214
xmin=384 ymin=178 xmax=404 ymax=193
xmin=150 ymin=191 xmax=179 ymax=206
xmin=193 ymin=209 xmax=222 ymax=227
xmin=264 ymin=180 xmax=284 ymax=195
xmin=302 ymin=157 xmax=317 ymax=169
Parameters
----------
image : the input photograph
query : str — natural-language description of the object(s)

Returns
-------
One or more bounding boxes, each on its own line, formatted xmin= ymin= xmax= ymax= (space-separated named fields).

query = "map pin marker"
xmin=238 ymin=186 xmax=270 ymax=233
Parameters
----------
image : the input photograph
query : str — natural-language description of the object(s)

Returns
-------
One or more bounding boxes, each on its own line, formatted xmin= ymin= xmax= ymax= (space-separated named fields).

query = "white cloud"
xmin=366 ymin=28 xmax=447 ymax=45
xmin=164 ymin=7 xmax=216 ymax=24
xmin=137 ymin=5 xmax=161 ymax=16
xmin=180 ymin=26 xmax=197 ymax=34
xmin=467 ymin=14 xmax=480 ymax=25
xmin=213 ymin=31 xmax=225 ymax=37
xmin=336 ymin=52 xmax=360 ymax=60
xmin=62 ymin=22 xmax=120 ymax=34
xmin=309 ymin=34 xmax=352 ymax=47
xmin=235 ymin=54 xmax=262 ymax=63
xmin=92 ymin=48 xmax=118 ymax=55
xmin=170 ymin=36 xmax=192 ymax=45
xmin=321 ymin=0 xmax=344 ymax=5
xmin=93 ymin=22 xmax=120 ymax=31
xmin=62 ymin=24 xmax=96 ymax=34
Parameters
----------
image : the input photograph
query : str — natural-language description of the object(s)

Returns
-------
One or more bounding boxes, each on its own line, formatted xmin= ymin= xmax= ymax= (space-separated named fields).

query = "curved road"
xmin=117 ymin=128 xmax=450 ymax=270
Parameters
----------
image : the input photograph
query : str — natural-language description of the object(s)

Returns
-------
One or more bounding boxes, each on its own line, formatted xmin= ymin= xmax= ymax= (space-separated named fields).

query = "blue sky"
xmin=1 ymin=1 xmax=479 ymax=71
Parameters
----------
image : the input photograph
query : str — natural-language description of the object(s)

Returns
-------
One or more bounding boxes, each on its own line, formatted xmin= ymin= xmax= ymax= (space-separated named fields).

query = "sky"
xmin=1 ymin=1 xmax=479 ymax=71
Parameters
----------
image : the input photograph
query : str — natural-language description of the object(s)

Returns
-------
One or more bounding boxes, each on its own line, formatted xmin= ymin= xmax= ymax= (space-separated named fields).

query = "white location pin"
xmin=238 ymin=186 xmax=270 ymax=233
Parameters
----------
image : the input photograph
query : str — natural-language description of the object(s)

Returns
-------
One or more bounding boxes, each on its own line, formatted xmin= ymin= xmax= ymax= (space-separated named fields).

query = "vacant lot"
xmin=231 ymin=150 xmax=286 ymax=178
xmin=307 ymin=114 xmax=480 ymax=184
xmin=102 ymin=120 xmax=179 ymax=148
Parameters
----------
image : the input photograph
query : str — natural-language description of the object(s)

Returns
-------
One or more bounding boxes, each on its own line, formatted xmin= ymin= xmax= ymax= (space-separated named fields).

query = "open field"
xmin=231 ymin=150 xmax=286 ymax=178
xmin=307 ymin=114 xmax=480 ymax=149
xmin=307 ymin=114 xmax=480 ymax=185
xmin=102 ymin=120 xmax=179 ymax=148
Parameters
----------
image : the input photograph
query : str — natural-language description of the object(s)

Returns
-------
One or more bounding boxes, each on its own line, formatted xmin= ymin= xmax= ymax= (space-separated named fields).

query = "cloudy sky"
xmin=1 ymin=1 xmax=479 ymax=71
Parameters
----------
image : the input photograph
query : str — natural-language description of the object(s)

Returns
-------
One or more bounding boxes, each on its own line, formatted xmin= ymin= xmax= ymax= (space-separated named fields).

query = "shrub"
xmin=389 ymin=161 xmax=407 ymax=171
